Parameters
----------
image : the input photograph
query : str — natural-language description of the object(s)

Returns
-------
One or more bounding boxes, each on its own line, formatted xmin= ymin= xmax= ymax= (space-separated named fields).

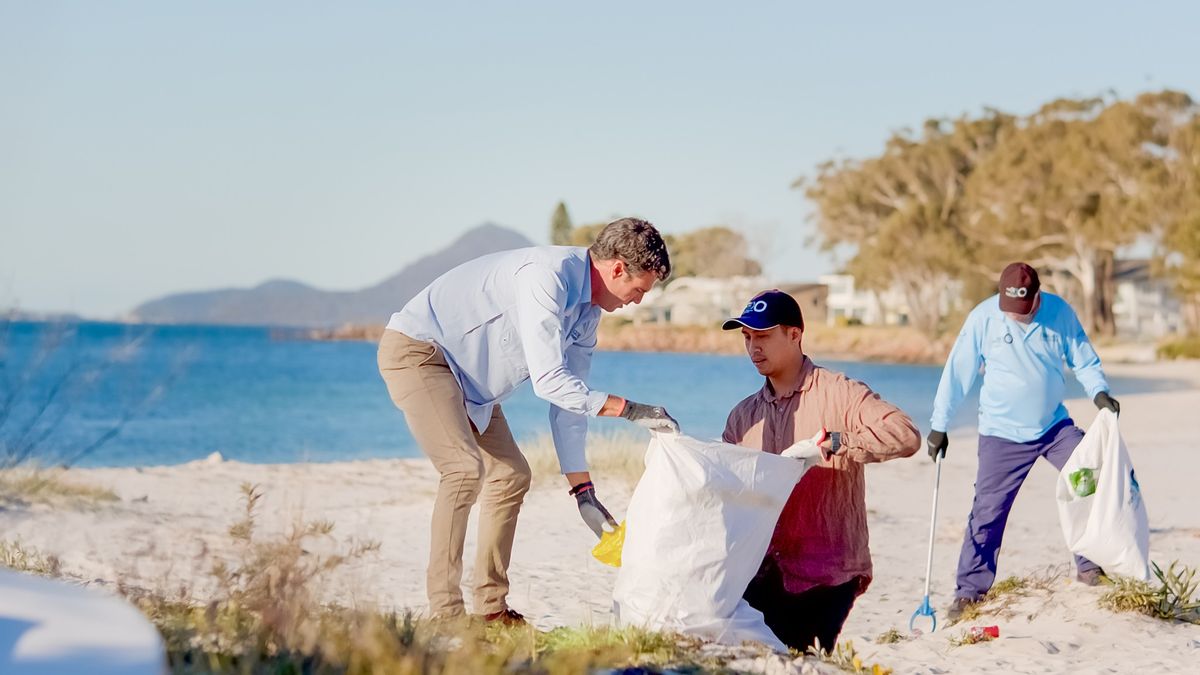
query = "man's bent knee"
xmin=488 ymin=462 xmax=532 ymax=499
xmin=438 ymin=461 xmax=485 ymax=502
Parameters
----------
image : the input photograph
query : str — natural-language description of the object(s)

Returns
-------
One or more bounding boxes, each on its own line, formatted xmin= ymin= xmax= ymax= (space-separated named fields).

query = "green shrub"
xmin=1100 ymin=561 xmax=1200 ymax=624
xmin=1157 ymin=335 xmax=1200 ymax=360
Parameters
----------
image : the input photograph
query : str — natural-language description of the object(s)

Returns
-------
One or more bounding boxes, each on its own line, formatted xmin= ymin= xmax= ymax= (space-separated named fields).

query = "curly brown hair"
xmin=588 ymin=218 xmax=672 ymax=280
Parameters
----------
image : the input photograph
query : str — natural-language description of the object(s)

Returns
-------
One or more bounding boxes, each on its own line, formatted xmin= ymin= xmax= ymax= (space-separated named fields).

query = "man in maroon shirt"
xmin=721 ymin=290 xmax=921 ymax=652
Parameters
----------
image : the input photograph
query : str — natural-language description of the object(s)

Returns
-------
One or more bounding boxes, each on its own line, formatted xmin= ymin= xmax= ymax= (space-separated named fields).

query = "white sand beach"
xmin=3 ymin=361 xmax=1199 ymax=673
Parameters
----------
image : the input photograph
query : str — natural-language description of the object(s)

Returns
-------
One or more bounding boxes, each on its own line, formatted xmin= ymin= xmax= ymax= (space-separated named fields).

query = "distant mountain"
xmin=130 ymin=224 xmax=535 ymax=327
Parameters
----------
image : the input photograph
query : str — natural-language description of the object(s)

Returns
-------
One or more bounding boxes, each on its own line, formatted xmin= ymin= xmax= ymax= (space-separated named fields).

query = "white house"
xmin=819 ymin=274 xmax=918 ymax=325
xmin=820 ymin=274 xmax=881 ymax=325
xmin=612 ymin=276 xmax=773 ymax=326
xmin=1113 ymin=259 xmax=1183 ymax=338
xmin=819 ymin=274 xmax=963 ymax=327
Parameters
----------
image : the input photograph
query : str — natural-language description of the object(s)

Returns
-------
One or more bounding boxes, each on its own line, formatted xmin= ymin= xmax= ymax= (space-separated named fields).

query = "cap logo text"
xmin=745 ymin=300 xmax=769 ymax=313
xmin=1004 ymin=286 xmax=1028 ymax=299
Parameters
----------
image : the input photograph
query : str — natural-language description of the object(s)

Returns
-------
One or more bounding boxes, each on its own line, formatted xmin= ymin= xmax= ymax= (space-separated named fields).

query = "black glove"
xmin=1094 ymin=391 xmax=1120 ymax=416
xmin=571 ymin=481 xmax=617 ymax=538
xmin=927 ymin=430 xmax=948 ymax=461
xmin=620 ymin=400 xmax=680 ymax=433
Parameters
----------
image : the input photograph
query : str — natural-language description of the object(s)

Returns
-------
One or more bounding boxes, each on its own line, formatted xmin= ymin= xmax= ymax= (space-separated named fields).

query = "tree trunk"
xmin=1075 ymin=249 xmax=1099 ymax=335
xmin=1093 ymin=250 xmax=1117 ymax=338
xmin=900 ymin=273 xmax=950 ymax=338
xmin=1185 ymin=297 xmax=1200 ymax=334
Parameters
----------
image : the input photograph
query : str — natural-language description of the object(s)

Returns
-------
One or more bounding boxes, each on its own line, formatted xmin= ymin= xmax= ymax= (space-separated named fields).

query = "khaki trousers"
xmin=377 ymin=329 xmax=531 ymax=617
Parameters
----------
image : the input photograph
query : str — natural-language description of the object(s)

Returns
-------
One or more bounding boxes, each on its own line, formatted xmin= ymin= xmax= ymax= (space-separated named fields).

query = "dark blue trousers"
xmin=955 ymin=418 xmax=1100 ymax=600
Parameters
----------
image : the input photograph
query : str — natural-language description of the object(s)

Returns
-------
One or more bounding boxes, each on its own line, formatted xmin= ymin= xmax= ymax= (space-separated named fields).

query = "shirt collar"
xmin=580 ymin=250 xmax=593 ymax=308
xmin=760 ymin=356 xmax=816 ymax=403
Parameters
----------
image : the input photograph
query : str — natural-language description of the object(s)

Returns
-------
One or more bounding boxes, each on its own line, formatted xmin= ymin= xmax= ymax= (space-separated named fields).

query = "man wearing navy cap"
xmin=928 ymin=262 xmax=1121 ymax=621
xmin=721 ymin=290 xmax=921 ymax=652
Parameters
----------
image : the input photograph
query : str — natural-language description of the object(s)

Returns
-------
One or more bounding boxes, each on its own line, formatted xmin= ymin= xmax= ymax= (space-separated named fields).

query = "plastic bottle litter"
xmin=1068 ymin=467 xmax=1097 ymax=497
xmin=591 ymin=520 xmax=626 ymax=567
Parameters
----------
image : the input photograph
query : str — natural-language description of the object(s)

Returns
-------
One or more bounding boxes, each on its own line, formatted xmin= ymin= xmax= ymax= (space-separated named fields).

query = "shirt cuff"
xmin=585 ymin=390 xmax=608 ymax=417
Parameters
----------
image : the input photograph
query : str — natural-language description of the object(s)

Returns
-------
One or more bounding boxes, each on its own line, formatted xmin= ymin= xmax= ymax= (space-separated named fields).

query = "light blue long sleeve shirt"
xmin=930 ymin=293 xmax=1110 ymax=443
xmin=386 ymin=246 xmax=607 ymax=473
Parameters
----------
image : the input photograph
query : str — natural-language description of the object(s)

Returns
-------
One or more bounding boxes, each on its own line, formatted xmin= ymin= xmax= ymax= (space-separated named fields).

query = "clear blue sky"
xmin=3 ymin=1 xmax=1198 ymax=317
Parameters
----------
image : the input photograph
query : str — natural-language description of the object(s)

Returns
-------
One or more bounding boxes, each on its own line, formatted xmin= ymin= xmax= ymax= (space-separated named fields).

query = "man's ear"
xmin=611 ymin=259 xmax=626 ymax=280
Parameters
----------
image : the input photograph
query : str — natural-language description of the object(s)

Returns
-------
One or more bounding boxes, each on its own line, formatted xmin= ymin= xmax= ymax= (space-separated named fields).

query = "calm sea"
xmin=0 ymin=322 xmax=1173 ymax=468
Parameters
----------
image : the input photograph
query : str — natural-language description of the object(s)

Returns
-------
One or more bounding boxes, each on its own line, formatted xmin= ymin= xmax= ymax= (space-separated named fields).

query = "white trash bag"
xmin=612 ymin=431 xmax=824 ymax=651
xmin=1055 ymin=409 xmax=1150 ymax=581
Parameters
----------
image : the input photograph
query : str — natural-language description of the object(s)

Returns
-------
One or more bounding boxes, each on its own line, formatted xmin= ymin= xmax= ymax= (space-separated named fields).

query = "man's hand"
xmin=782 ymin=428 xmax=828 ymax=463
xmin=818 ymin=431 xmax=844 ymax=462
xmin=620 ymin=400 xmax=680 ymax=433
xmin=927 ymin=430 xmax=948 ymax=461
xmin=571 ymin=481 xmax=617 ymax=538
xmin=1094 ymin=391 xmax=1120 ymax=416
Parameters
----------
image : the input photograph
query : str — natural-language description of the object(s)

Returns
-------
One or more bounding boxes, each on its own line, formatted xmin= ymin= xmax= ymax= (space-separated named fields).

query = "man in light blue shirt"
xmin=378 ymin=218 xmax=679 ymax=624
xmin=927 ymin=262 xmax=1120 ymax=620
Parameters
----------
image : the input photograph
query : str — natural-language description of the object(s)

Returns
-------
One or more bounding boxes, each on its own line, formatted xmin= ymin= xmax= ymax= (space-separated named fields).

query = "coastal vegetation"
xmin=1 ymin=484 xmax=840 ymax=674
xmin=804 ymin=90 xmax=1200 ymax=339
xmin=305 ymin=319 xmax=954 ymax=363
xmin=0 ymin=467 xmax=118 ymax=508
xmin=1099 ymin=561 xmax=1200 ymax=624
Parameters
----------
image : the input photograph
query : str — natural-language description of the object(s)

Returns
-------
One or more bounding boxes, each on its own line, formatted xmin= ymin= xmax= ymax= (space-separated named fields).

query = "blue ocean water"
xmin=0 ymin=322 xmax=1176 ymax=468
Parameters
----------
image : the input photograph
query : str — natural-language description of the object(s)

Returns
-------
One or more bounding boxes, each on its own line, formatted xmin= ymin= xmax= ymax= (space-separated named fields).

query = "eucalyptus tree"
xmin=801 ymin=111 xmax=1013 ymax=336
xmin=964 ymin=93 xmax=1183 ymax=336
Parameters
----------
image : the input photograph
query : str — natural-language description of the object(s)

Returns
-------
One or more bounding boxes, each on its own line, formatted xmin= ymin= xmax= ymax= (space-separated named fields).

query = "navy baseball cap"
xmin=722 ymin=290 xmax=805 ymax=331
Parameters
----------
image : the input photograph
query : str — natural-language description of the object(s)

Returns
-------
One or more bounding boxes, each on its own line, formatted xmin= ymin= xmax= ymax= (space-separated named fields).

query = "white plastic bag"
xmin=1055 ymin=410 xmax=1150 ymax=580
xmin=612 ymin=432 xmax=823 ymax=651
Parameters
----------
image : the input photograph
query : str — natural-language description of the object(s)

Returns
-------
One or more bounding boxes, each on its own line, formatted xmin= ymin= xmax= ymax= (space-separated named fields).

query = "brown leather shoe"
xmin=946 ymin=596 xmax=977 ymax=622
xmin=481 ymin=608 xmax=527 ymax=626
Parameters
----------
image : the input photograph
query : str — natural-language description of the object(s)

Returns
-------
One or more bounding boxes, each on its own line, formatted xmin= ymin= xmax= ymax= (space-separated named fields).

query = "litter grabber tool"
xmin=910 ymin=453 xmax=943 ymax=633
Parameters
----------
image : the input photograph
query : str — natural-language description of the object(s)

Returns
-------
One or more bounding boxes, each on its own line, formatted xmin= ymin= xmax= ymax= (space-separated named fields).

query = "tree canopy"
xmin=549 ymin=201 xmax=573 ymax=246
xmin=802 ymin=89 xmax=1200 ymax=336
xmin=549 ymin=209 xmax=762 ymax=281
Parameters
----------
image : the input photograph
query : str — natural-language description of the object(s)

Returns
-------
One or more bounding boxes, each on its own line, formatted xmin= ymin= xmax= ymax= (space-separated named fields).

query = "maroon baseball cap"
xmin=998 ymin=262 xmax=1040 ymax=313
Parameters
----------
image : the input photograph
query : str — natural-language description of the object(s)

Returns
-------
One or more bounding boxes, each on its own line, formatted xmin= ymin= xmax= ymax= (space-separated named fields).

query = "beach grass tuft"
xmin=951 ymin=567 xmax=1065 ymax=624
xmin=0 ymin=539 xmax=63 ymax=577
xmin=522 ymin=431 xmax=651 ymax=485
xmin=0 ymin=468 xmax=118 ymax=507
xmin=1100 ymin=561 xmax=1200 ymax=624
xmin=874 ymin=628 xmax=907 ymax=644
xmin=808 ymin=639 xmax=893 ymax=674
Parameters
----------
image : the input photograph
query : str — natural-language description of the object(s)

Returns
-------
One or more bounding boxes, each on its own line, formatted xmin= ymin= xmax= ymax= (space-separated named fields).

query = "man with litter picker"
xmin=929 ymin=262 xmax=1121 ymax=621
xmin=378 ymin=218 xmax=680 ymax=625
xmin=721 ymin=290 xmax=921 ymax=652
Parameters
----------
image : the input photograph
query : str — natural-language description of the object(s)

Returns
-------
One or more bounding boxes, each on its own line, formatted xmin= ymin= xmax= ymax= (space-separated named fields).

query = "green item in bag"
xmin=1069 ymin=467 xmax=1097 ymax=497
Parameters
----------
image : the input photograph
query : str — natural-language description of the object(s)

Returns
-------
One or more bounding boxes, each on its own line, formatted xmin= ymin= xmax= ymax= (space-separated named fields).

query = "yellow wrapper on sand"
xmin=591 ymin=520 xmax=626 ymax=567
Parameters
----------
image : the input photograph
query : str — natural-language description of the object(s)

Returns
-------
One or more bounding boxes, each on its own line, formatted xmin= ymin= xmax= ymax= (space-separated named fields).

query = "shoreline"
xmin=304 ymin=322 xmax=956 ymax=364
xmin=302 ymin=322 xmax=1174 ymax=366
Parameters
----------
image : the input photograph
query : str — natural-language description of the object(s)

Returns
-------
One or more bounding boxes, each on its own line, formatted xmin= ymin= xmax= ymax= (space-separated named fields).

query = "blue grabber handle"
xmin=909 ymin=594 xmax=937 ymax=633
xmin=910 ymin=455 xmax=943 ymax=633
